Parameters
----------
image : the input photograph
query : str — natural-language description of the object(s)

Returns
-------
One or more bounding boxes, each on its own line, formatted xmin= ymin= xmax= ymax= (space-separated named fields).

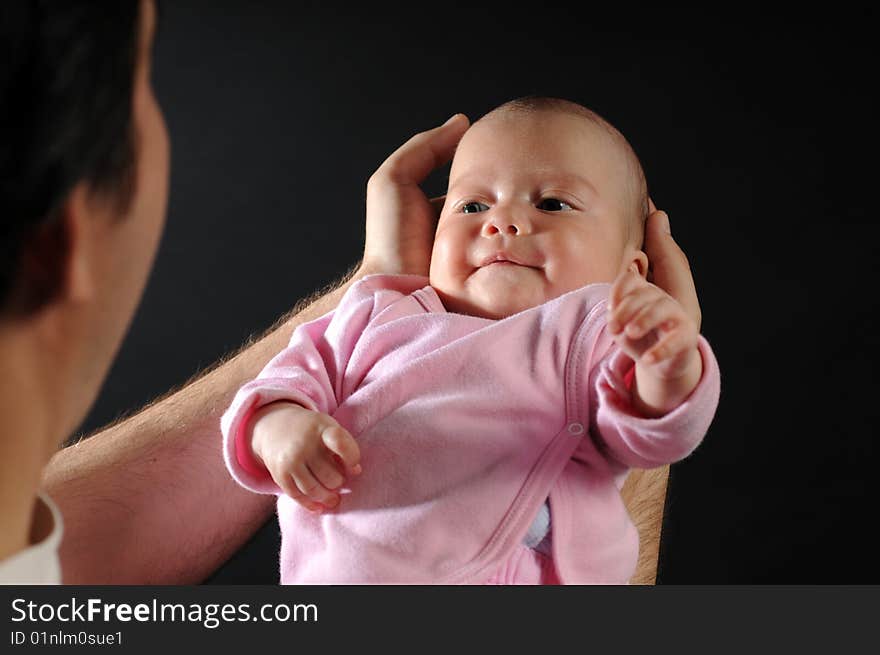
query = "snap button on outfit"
xmin=567 ymin=422 xmax=584 ymax=436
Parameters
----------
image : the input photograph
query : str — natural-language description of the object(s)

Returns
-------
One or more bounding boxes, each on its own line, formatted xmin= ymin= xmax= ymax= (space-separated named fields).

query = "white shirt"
xmin=0 ymin=493 xmax=63 ymax=585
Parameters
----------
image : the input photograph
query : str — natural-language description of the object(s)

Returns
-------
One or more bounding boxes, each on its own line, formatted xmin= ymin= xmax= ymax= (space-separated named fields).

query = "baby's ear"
xmin=629 ymin=249 xmax=649 ymax=279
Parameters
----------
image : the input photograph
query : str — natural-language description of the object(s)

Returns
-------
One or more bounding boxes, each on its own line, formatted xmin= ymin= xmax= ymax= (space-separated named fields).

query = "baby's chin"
xmin=434 ymin=280 xmax=549 ymax=319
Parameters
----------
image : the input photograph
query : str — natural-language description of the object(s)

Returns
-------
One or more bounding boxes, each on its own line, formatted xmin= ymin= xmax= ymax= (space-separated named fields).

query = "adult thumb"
xmin=644 ymin=210 xmax=701 ymax=330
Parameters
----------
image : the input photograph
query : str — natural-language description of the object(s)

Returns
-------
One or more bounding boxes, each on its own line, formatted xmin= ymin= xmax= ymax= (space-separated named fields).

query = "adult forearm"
xmin=622 ymin=465 xmax=670 ymax=585
xmin=42 ymin=266 xmax=363 ymax=584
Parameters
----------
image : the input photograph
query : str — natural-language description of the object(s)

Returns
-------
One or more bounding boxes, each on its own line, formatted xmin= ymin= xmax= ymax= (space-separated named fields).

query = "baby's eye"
xmin=537 ymin=198 xmax=573 ymax=212
xmin=461 ymin=201 xmax=490 ymax=214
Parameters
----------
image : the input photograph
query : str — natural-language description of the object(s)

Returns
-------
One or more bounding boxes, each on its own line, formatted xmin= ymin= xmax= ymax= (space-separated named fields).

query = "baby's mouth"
xmin=478 ymin=252 xmax=539 ymax=269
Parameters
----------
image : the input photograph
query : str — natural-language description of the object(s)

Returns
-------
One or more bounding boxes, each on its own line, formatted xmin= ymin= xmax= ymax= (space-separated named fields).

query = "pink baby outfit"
xmin=222 ymin=274 xmax=720 ymax=584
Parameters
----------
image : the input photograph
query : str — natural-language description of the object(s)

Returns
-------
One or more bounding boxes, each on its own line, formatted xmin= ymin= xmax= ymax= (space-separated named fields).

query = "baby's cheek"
xmin=546 ymin=251 xmax=589 ymax=288
xmin=428 ymin=229 xmax=466 ymax=287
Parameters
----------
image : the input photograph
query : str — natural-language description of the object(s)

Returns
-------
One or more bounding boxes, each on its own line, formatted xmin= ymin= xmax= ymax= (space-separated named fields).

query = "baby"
xmin=221 ymin=97 xmax=720 ymax=584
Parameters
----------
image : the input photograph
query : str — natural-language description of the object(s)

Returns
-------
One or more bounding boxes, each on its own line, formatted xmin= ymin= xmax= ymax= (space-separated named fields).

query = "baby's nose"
xmin=481 ymin=212 xmax=530 ymax=237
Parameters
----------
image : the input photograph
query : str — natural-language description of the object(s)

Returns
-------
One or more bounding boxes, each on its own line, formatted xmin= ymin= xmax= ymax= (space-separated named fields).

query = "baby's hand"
xmin=249 ymin=402 xmax=361 ymax=512
xmin=607 ymin=269 xmax=702 ymax=416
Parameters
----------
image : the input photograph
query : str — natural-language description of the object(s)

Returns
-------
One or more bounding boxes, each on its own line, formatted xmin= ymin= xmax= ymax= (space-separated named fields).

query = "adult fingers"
xmin=643 ymin=210 xmax=701 ymax=330
xmin=429 ymin=195 xmax=447 ymax=220
xmin=362 ymin=118 xmax=468 ymax=277
xmin=369 ymin=114 xmax=469 ymax=188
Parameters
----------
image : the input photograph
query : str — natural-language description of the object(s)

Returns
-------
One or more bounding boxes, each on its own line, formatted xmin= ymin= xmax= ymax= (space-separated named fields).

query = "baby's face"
xmin=430 ymin=111 xmax=641 ymax=319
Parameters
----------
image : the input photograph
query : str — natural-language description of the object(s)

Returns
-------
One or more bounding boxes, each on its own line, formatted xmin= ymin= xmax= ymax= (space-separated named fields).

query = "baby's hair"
xmin=478 ymin=97 xmax=649 ymax=248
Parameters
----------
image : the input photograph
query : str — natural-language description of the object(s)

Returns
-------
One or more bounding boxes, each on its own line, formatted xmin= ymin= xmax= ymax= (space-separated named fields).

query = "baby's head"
xmin=430 ymin=97 xmax=649 ymax=319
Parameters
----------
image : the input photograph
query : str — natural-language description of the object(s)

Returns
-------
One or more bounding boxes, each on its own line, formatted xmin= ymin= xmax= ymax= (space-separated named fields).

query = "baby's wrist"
xmin=632 ymin=347 xmax=703 ymax=417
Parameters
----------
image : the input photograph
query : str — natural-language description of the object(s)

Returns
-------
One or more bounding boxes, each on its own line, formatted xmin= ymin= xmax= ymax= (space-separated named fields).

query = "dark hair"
xmin=0 ymin=0 xmax=142 ymax=314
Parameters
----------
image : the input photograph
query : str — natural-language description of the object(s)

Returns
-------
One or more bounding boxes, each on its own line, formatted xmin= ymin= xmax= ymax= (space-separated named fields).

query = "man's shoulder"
xmin=0 ymin=494 xmax=62 ymax=585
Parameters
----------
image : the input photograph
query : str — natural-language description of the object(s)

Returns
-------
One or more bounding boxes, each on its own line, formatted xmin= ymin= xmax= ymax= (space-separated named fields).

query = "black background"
xmin=4 ymin=586 xmax=877 ymax=650
xmin=76 ymin=3 xmax=878 ymax=583
xmin=3 ymin=587 xmax=877 ymax=650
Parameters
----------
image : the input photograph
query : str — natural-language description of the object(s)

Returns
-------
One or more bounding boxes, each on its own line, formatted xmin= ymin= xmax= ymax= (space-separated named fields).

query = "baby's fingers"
xmin=321 ymin=425 xmax=362 ymax=476
xmin=623 ymin=296 xmax=681 ymax=341
xmin=608 ymin=269 xmax=645 ymax=315
xmin=308 ymin=455 xmax=346 ymax=493
xmin=266 ymin=468 xmax=322 ymax=512
xmin=607 ymin=285 xmax=658 ymax=335
xmin=642 ymin=323 xmax=697 ymax=367
xmin=290 ymin=464 xmax=340 ymax=509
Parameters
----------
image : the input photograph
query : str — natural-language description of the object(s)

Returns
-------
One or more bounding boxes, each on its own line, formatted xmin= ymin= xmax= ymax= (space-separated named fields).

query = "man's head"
xmin=0 ymin=0 xmax=169 ymax=438
xmin=430 ymin=97 xmax=648 ymax=319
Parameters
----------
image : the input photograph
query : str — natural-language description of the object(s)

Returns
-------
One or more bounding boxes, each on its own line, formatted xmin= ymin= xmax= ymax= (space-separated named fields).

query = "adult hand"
xmin=643 ymin=200 xmax=702 ymax=331
xmin=362 ymin=114 xmax=470 ymax=277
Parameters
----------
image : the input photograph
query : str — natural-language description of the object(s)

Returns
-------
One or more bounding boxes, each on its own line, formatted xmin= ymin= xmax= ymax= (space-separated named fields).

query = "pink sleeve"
xmin=220 ymin=277 xmax=396 ymax=494
xmin=589 ymin=335 xmax=721 ymax=469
